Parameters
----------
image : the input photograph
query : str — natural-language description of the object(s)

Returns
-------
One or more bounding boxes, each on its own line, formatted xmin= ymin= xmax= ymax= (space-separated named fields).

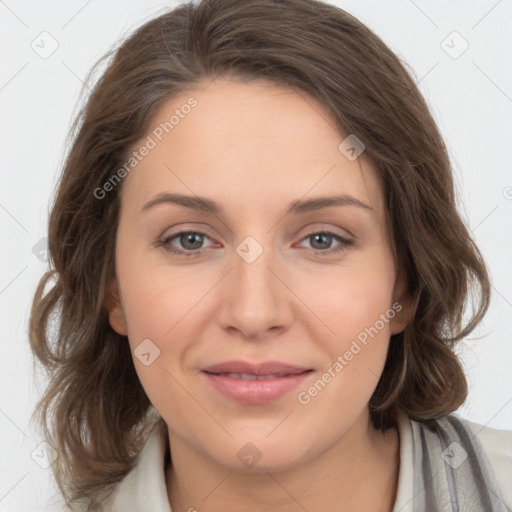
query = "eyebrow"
xmin=141 ymin=192 xmax=373 ymax=216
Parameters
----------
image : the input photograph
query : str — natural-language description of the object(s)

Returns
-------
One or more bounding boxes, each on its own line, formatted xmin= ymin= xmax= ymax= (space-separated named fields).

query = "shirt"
xmin=43 ymin=413 xmax=512 ymax=511
xmin=100 ymin=413 xmax=512 ymax=511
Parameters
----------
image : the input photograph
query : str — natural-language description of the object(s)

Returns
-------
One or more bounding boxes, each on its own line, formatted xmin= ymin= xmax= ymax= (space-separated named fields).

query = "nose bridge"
xmin=218 ymin=234 xmax=292 ymax=338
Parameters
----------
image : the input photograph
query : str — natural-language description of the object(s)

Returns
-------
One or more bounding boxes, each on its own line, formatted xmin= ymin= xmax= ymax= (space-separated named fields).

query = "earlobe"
xmin=104 ymin=277 xmax=128 ymax=336
xmin=390 ymin=310 xmax=406 ymax=336
xmin=390 ymin=272 xmax=413 ymax=336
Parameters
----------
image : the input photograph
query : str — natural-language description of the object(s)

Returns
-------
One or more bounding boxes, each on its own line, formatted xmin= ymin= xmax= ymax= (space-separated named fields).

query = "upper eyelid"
xmin=300 ymin=226 xmax=352 ymax=239
xmin=158 ymin=217 xmax=356 ymax=241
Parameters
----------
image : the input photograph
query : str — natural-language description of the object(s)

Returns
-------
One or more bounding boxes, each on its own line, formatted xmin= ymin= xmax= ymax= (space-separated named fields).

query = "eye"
xmin=157 ymin=231 xmax=214 ymax=257
xmin=297 ymin=231 xmax=353 ymax=255
xmin=156 ymin=229 xmax=353 ymax=258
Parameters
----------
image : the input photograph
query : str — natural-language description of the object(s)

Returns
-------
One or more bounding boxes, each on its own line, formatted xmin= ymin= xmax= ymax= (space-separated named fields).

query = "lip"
xmin=201 ymin=360 xmax=313 ymax=405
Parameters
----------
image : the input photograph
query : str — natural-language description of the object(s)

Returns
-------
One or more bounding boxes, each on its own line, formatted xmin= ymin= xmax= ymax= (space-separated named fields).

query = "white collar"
xmin=393 ymin=412 xmax=414 ymax=512
xmin=108 ymin=420 xmax=171 ymax=512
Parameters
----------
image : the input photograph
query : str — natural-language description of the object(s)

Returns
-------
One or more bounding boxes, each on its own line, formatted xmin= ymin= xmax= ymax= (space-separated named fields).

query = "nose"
xmin=217 ymin=238 xmax=294 ymax=341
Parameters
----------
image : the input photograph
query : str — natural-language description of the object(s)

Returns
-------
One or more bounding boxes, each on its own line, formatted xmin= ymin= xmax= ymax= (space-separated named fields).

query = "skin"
xmin=107 ymin=76 xmax=412 ymax=512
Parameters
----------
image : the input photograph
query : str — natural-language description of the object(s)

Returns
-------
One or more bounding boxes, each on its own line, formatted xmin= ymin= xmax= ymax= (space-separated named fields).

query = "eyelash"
xmin=156 ymin=230 xmax=353 ymax=258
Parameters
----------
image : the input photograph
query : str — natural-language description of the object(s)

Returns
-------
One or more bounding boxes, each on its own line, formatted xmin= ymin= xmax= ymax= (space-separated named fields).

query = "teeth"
xmin=218 ymin=372 xmax=288 ymax=380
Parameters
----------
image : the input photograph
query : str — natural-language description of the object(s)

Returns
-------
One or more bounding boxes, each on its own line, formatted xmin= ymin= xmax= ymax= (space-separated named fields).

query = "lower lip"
xmin=202 ymin=371 xmax=312 ymax=405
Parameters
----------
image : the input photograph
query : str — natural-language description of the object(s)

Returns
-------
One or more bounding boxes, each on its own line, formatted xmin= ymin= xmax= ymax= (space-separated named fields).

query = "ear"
xmin=389 ymin=270 xmax=414 ymax=336
xmin=104 ymin=277 xmax=128 ymax=336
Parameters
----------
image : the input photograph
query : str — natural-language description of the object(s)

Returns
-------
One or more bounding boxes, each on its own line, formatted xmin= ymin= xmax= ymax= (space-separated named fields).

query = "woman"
xmin=29 ymin=0 xmax=512 ymax=510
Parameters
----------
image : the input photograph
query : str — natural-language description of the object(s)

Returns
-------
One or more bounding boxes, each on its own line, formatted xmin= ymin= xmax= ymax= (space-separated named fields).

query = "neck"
xmin=165 ymin=410 xmax=401 ymax=512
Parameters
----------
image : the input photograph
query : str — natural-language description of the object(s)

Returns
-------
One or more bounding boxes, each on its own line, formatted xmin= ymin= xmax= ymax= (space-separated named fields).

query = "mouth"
xmin=200 ymin=361 xmax=314 ymax=404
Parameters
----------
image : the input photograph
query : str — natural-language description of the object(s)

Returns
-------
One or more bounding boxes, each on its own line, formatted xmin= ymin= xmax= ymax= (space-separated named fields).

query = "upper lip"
xmin=201 ymin=360 xmax=312 ymax=376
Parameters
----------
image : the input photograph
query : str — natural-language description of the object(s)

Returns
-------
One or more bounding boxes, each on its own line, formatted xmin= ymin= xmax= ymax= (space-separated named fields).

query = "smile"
xmin=202 ymin=369 xmax=313 ymax=404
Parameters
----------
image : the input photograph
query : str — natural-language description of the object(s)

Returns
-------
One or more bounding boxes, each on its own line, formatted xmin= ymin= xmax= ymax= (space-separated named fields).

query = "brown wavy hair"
xmin=29 ymin=0 xmax=491 ymax=508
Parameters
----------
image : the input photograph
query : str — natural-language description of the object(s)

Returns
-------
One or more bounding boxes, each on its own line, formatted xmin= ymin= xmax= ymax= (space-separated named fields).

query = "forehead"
xmin=120 ymin=77 xmax=384 ymax=222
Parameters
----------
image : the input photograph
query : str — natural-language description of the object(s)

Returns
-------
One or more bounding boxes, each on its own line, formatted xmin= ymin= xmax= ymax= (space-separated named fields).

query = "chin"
xmin=203 ymin=432 xmax=315 ymax=474
xmin=224 ymin=449 xmax=307 ymax=474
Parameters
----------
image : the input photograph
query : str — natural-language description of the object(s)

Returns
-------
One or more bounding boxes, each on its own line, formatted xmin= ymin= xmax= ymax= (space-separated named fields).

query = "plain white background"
xmin=1 ymin=0 xmax=511 ymax=510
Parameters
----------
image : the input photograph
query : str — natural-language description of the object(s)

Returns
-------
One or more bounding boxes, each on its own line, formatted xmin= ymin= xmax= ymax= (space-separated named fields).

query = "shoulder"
xmin=464 ymin=417 xmax=512 ymax=510
xmin=28 ymin=417 xmax=169 ymax=512
xmin=103 ymin=418 xmax=170 ymax=510
xmin=402 ymin=412 xmax=512 ymax=511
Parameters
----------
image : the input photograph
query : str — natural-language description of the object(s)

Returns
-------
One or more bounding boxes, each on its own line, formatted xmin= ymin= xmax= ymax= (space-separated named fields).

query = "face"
xmin=107 ymin=77 xmax=408 ymax=472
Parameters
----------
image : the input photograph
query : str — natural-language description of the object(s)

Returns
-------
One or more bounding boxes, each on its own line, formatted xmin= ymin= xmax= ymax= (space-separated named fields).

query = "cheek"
xmin=304 ymin=260 xmax=396 ymax=392
xmin=115 ymin=249 xmax=223 ymax=404
xmin=302 ymin=259 xmax=395 ymax=342
xmin=118 ymin=274 xmax=201 ymax=391
xmin=117 ymin=274 xmax=196 ymax=419
xmin=115 ymin=230 xmax=206 ymax=343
